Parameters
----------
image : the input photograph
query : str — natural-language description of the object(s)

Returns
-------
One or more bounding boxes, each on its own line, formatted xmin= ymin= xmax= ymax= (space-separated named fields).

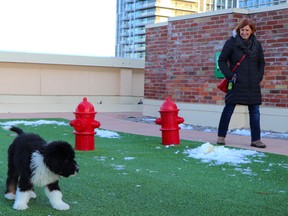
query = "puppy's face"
xmin=43 ymin=141 xmax=79 ymax=177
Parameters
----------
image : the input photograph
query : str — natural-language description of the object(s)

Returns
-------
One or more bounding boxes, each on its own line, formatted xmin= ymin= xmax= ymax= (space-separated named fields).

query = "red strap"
xmin=231 ymin=54 xmax=246 ymax=72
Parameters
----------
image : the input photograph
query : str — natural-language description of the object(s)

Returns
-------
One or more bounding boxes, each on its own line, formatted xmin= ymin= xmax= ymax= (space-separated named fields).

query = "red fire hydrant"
xmin=70 ymin=97 xmax=101 ymax=151
xmin=155 ymin=97 xmax=184 ymax=145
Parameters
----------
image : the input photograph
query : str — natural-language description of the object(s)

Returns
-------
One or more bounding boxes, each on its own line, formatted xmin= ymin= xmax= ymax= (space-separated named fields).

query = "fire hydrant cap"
xmin=160 ymin=97 xmax=178 ymax=111
xmin=75 ymin=97 xmax=95 ymax=113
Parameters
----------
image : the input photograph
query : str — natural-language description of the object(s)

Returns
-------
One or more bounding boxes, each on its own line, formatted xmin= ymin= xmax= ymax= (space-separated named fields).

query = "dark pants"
xmin=218 ymin=104 xmax=261 ymax=142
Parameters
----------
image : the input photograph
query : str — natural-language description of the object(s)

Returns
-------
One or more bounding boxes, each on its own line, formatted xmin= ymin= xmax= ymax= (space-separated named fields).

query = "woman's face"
xmin=240 ymin=25 xmax=253 ymax=40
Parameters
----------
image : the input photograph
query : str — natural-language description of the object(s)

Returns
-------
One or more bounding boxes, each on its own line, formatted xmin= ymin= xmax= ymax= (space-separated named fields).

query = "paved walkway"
xmin=0 ymin=112 xmax=287 ymax=156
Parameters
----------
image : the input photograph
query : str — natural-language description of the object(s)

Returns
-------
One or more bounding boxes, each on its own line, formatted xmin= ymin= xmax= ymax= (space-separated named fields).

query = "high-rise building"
xmin=238 ymin=0 xmax=287 ymax=8
xmin=115 ymin=0 xmax=287 ymax=58
xmin=116 ymin=0 xmax=208 ymax=59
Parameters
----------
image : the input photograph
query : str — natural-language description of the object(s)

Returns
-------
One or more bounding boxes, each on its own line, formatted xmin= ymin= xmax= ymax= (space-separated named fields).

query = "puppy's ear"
xmin=43 ymin=141 xmax=77 ymax=177
xmin=45 ymin=142 xmax=74 ymax=160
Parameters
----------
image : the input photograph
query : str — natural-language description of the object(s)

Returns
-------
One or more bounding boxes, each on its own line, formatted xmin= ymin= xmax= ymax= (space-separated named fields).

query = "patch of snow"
xmin=0 ymin=120 xmax=68 ymax=126
xmin=95 ymin=129 xmax=120 ymax=138
xmin=94 ymin=156 xmax=107 ymax=161
xmin=179 ymin=123 xmax=193 ymax=130
xmin=183 ymin=142 xmax=265 ymax=166
xmin=235 ymin=167 xmax=257 ymax=176
xmin=111 ymin=164 xmax=125 ymax=170
xmin=124 ymin=157 xmax=135 ymax=160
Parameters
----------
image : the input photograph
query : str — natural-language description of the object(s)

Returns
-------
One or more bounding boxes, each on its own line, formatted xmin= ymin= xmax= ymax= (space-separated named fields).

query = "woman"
xmin=217 ymin=18 xmax=266 ymax=148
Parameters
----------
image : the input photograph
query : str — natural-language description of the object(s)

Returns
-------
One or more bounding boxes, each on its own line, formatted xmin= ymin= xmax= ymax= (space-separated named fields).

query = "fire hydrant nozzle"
xmin=177 ymin=117 xmax=184 ymax=124
xmin=70 ymin=97 xmax=101 ymax=151
xmin=155 ymin=97 xmax=184 ymax=145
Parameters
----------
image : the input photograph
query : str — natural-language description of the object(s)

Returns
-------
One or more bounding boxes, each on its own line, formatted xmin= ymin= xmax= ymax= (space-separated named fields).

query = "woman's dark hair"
xmin=236 ymin=18 xmax=256 ymax=35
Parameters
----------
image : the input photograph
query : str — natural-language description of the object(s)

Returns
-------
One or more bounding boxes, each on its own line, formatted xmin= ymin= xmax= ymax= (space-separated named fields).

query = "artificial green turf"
xmin=0 ymin=119 xmax=287 ymax=216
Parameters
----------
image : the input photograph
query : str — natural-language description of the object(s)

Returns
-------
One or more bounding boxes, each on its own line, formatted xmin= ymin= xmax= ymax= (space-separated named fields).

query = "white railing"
xmin=211 ymin=0 xmax=287 ymax=10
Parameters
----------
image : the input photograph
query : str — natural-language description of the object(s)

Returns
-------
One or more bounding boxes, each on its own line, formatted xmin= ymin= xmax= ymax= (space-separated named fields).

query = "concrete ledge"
xmin=0 ymin=95 xmax=143 ymax=113
xmin=0 ymin=51 xmax=145 ymax=68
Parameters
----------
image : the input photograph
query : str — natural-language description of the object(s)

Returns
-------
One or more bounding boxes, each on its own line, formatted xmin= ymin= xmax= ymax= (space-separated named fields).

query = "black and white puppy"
xmin=4 ymin=126 xmax=79 ymax=211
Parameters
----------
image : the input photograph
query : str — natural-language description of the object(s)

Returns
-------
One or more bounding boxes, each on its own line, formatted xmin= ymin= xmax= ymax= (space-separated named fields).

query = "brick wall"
xmin=145 ymin=24 xmax=168 ymax=99
xmin=145 ymin=7 xmax=288 ymax=108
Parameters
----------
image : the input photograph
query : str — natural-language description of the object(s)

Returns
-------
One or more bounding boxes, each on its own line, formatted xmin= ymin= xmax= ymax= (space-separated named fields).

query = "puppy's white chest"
xmin=30 ymin=152 xmax=60 ymax=187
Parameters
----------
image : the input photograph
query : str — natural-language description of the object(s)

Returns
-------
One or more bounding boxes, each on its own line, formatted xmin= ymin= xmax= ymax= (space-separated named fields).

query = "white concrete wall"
xmin=0 ymin=52 xmax=145 ymax=113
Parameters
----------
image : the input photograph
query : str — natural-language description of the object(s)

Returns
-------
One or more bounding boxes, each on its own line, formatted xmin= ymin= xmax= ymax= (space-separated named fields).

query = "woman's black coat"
xmin=218 ymin=36 xmax=265 ymax=105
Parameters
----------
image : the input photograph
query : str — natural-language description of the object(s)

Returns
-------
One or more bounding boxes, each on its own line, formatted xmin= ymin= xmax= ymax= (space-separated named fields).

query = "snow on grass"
xmin=183 ymin=142 xmax=265 ymax=166
xmin=0 ymin=120 xmax=121 ymax=138
xmin=95 ymin=129 xmax=120 ymax=138
xmin=124 ymin=157 xmax=135 ymax=160
xmin=0 ymin=120 xmax=68 ymax=126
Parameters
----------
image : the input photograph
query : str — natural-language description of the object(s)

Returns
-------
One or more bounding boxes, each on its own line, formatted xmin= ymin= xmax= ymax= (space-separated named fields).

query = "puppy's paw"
xmin=5 ymin=193 xmax=16 ymax=200
xmin=29 ymin=191 xmax=37 ymax=199
xmin=13 ymin=202 xmax=29 ymax=210
xmin=52 ymin=201 xmax=70 ymax=211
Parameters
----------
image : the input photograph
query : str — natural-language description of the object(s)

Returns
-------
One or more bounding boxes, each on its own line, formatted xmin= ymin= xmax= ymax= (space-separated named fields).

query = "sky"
xmin=0 ymin=0 xmax=117 ymax=57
